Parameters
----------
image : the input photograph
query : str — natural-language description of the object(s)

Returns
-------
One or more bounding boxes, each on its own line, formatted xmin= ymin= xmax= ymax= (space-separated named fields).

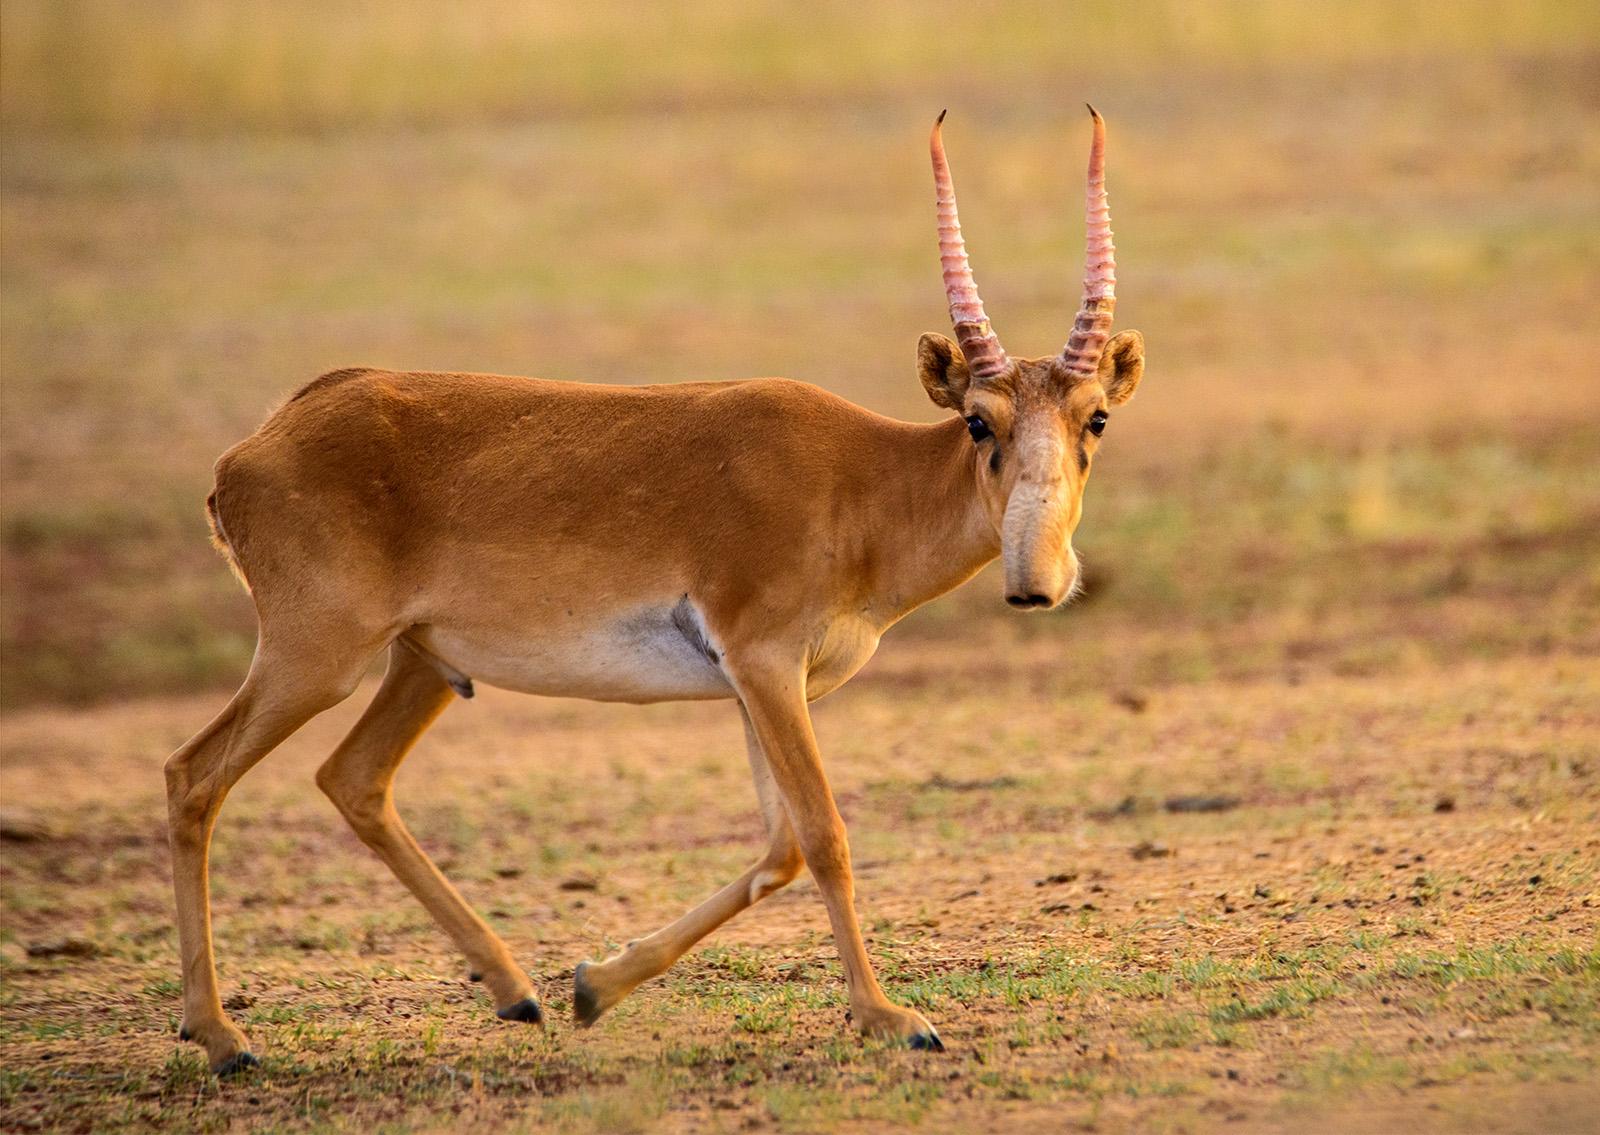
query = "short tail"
xmin=206 ymin=489 xmax=252 ymax=594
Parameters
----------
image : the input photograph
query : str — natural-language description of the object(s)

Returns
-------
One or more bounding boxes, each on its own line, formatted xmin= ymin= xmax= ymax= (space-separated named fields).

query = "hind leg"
xmin=165 ymin=633 xmax=375 ymax=1073
xmin=316 ymin=643 xmax=540 ymax=1022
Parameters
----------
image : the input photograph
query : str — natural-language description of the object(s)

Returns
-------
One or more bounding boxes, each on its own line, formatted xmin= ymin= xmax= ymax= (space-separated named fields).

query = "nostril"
xmin=1007 ymin=594 xmax=1053 ymax=609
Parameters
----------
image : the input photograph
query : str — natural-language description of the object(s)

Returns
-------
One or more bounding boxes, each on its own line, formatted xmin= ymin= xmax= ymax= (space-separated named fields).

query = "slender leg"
xmin=573 ymin=706 xmax=802 ymax=1025
xmin=733 ymin=661 xmax=942 ymax=1050
xmin=166 ymin=640 xmax=369 ymax=1073
xmin=315 ymin=643 xmax=540 ymax=1020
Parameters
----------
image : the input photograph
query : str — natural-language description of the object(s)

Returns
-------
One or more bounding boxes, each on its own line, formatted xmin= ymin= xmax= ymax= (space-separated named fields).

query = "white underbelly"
xmin=409 ymin=601 xmax=882 ymax=705
xmin=413 ymin=601 xmax=734 ymax=704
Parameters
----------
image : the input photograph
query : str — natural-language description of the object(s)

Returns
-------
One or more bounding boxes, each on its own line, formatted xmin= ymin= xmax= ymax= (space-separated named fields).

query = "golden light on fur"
xmin=163 ymin=114 xmax=1145 ymax=1073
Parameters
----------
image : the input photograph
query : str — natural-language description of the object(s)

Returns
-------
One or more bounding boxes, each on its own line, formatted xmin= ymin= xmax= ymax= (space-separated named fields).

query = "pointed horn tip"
xmin=936 ymin=108 xmax=947 ymax=125
xmin=1086 ymin=103 xmax=1101 ymax=121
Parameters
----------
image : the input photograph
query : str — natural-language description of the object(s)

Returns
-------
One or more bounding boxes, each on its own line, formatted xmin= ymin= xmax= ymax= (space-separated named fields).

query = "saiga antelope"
xmin=166 ymin=108 xmax=1145 ymax=1073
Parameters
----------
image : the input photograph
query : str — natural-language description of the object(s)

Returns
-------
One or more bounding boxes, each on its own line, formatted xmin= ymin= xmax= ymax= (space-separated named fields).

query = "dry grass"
xmin=2 ymin=1 xmax=1598 ymax=705
xmin=4 ymin=2 xmax=1592 ymax=135
xmin=1 ymin=2 xmax=1598 ymax=1131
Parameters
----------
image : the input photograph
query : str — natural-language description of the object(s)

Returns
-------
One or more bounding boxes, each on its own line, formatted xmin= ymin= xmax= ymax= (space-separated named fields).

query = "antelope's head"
xmin=918 ymin=108 xmax=1145 ymax=610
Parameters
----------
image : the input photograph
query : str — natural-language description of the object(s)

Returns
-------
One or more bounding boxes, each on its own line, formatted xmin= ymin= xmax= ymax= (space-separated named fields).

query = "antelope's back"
xmin=209 ymin=368 xmax=894 ymax=617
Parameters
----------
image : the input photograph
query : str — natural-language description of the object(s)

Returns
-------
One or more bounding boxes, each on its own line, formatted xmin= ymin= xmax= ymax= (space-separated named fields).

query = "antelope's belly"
xmin=412 ymin=600 xmax=734 ymax=704
xmin=410 ymin=604 xmax=881 ymax=705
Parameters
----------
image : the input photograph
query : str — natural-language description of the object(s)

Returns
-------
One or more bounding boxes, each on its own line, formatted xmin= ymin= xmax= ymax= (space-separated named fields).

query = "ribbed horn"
xmin=930 ymin=111 xmax=1009 ymax=383
xmin=1060 ymin=105 xmax=1116 ymax=379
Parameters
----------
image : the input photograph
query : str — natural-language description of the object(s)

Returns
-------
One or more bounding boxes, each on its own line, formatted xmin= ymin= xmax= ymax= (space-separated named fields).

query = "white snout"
xmin=1001 ymin=482 xmax=1079 ymax=610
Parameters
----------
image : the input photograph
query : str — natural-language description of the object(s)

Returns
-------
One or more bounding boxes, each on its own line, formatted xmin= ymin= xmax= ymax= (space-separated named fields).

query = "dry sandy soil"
xmin=2 ymin=634 xmax=1597 ymax=1132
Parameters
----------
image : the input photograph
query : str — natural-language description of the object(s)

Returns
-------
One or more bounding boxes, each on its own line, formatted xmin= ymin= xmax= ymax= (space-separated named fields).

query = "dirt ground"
xmin=2 ymin=637 xmax=1596 ymax=1132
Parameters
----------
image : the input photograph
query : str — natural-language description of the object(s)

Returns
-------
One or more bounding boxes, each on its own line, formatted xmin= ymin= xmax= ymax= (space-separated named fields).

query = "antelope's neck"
xmin=855 ymin=415 xmax=999 ymax=627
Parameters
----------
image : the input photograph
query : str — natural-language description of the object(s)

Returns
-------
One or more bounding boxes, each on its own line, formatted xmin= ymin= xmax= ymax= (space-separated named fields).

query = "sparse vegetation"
xmin=2 ymin=654 xmax=1595 ymax=1131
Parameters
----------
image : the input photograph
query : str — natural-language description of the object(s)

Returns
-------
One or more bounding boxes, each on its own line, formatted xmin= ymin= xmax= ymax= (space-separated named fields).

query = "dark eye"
xmin=966 ymin=415 xmax=992 ymax=443
xmin=1088 ymin=411 xmax=1108 ymax=437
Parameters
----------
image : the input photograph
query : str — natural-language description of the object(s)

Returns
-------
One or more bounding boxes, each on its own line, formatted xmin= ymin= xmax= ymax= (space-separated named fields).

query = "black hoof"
xmin=572 ymin=962 xmax=602 ymax=1027
xmin=909 ymin=1031 xmax=945 ymax=1053
xmin=178 ymin=1026 xmax=191 ymax=1042
xmin=215 ymin=1051 xmax=260 ymax=1077
xmin=468 ymin=970 xmax=483 ymax=983
xmin=496 ymin=997 xmax=543 ymax=1025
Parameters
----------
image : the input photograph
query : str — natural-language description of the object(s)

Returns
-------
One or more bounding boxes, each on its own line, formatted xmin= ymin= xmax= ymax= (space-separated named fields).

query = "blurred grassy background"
xmin=2 ymin=1 xmax=1597 ymax=706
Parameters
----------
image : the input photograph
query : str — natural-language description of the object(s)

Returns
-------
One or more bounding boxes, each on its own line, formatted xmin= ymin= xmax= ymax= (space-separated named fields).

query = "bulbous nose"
xmin=1006 ymin=593 xmax=1054 ymax=609
xmin=1002 ymin=546 xmax=1079 ymax=611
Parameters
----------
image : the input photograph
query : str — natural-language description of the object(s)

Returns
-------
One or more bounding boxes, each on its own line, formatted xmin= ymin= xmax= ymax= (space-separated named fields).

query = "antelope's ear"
xmin=1098 ymin=329 xmax=1145 ymax=406
xmin=917 ymin=332 xmax=971 ymax=411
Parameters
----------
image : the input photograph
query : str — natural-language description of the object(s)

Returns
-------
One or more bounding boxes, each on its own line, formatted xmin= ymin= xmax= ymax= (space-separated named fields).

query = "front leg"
xmin=572 ymin=706 xmax=803 ymax=1025
xmin=732 ymin=658 xmax=943 ymax=1051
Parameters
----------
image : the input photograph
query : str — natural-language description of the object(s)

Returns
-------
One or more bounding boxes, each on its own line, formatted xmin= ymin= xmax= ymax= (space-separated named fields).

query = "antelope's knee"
xmin=314 ymin=764 xmax=387 ymax=837
xmin=163 ymin=752 xmax=192 ymax=806
xmin=164 ymin=753 xmax=221 ymax=839
xmin=749 ymin=843 xmax=804 ymax=903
